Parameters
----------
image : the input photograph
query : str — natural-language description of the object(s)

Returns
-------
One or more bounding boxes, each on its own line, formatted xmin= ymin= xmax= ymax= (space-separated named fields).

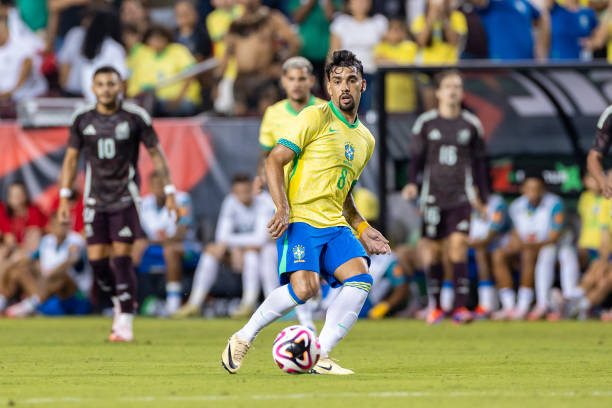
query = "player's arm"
xmin=147 ymin=145 xmax=178 ymax=219
xmin=534 ymin=6 xmax=550 ymax=61
xmin=59 ymin=113 xmax=83 ymax=224
xmin=402 ymin=118 xmax=427 ymax=201
xmin=471 ymin=122 xmax=489 ymax=216
xmin=265 ymin=144 xmax=295 ymax=239
xmin=588 ymin=110 xmax=612 ymax=197
xmin=343 ymin=186 xmax=390 ymax=255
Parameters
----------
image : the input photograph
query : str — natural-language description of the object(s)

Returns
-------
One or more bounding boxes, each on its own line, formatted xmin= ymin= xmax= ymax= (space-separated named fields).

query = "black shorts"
xmin=84 ymin=203 xmax=145 ymax=246
xmin=421 ymin=204 xmax=471 ymax=241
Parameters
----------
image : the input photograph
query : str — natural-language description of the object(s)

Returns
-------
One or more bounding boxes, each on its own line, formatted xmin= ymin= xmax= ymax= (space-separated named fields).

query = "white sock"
xmin=260 ymin=244 xmax=279 ymax=297
xmin=236 ymin=284 xmax=299 ymax=342
xmin=0 ymin=295 xmax=6 ymax=311
xmin=572 ymin=287 xmax=585 ymax=300
xmin=478 ymin=281 xmax=496 ymax=312
xmin=516 ymin=286 xmax=534 ymax=313
xmin=440 ymin=281 xmax=454 ymax=312
xmin=241 ymin=250 xmax=260 ymax=306
xmin=295 ymin=301 xmax=315 ymax=333
xmin=559 ymin=246 xmax=580 ymax=298
xmin=534 ymin=245 xmax=555 ymax=309
xmin=579 ymin=296 xmax=591 ymax=311
xmin=165 ymin=282 xmax=182 ymax=314
xmin=319 ymin=280 xmax=370 ymax=356
xmin=188 ymin=254 xmax=219 ymax=307
xmin=499 ymin=288 xmax=516 ymax=311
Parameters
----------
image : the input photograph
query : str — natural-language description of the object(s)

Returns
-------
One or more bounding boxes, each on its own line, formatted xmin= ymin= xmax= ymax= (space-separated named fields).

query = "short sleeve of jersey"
xmin=135 ymin=110 xmax=159 ymax=148
xmin=598 ymin=198 xmax=612 ymax=230
xmin=68 ymin=114 xmax=83 ymax=150
xmin=259 ymin=108 xmax=276 ymax=151
xmin=594 ymin=108 xmax=612 ymax=155
xmin=171 ymin=44 xmax=197 ymax=70
xmin=450 ymin=11 xmax=467 ymax=35
xmin=354 ymin=135 xmax=375 ymax=185
xmin=551 ymin=200 xmax=564 ymax=231
xmin=277 ymin=106 xmax=322 ymax=156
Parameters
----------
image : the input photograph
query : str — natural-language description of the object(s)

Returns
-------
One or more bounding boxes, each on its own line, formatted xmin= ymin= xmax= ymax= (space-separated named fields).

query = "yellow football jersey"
xmin=259 ymin=95 xmax=327 ymax=150
xmin=578 ymin=190 xmax=612 ymax=250
xmin=278 ymin=101 xmax=375 ymax=228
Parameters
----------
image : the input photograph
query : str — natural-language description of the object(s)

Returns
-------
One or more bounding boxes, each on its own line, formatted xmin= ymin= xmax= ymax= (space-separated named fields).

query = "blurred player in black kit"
xmin=59 ymin=66 xmax=177 ymax=342
xmin=403 ymin=70 xmax=489 ymax=325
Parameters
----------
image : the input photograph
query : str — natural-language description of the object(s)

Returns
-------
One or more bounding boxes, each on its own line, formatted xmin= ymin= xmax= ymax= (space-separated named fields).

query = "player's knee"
xmin=289 ymin=272 xmax=319 ymax=301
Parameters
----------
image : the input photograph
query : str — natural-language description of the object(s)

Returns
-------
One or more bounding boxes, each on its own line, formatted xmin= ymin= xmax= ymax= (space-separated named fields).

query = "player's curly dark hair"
xmin=325 ymin=50 xmax=364 ymax=80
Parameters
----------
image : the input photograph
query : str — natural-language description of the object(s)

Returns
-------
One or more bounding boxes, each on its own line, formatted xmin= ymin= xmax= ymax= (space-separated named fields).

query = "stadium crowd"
xmin=2 ymin=0 xmax=612 ymax=326
xmin=1 ymin=0 xmax=612 ymax=117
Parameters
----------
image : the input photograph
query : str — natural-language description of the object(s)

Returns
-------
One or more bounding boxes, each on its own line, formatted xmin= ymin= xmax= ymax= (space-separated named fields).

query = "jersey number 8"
xmin=97 ymin=138 xmax=116 ymax=159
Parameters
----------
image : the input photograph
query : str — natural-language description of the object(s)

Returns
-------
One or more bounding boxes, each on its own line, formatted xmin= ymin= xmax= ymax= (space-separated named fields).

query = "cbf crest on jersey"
xmin=115 ymin=121 xmax=130 ymax=140
xmin=293 ymin=245 xmax=306 ymax=263
xmin=457 ymin=128 xmax=471 ymax=145
xmin=344 ymin=142 xmax=355 ymax=161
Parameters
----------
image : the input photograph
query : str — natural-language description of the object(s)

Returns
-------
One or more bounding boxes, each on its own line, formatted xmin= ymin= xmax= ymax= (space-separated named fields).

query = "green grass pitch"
xmin=1 ymin=317 xmax=611 ymax=407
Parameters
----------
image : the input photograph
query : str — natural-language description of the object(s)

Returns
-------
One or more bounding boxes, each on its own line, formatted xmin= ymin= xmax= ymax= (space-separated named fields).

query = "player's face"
xmin=233 ymin=181 xmax=254 ymax=206
xmin=522 ymin=178 xmax=545 ymax=206
xmin=327 ymin=66 xmax=365 ymax=113
xmin=436 ymin=74 xmax=463 ymax=108
xmin=92 ymin=72 xmax=122 ymax=107
xmin=281 ymin=68 xmax=314 ymax=104
xmin=149 ymin=175 xmax=164 ymax=201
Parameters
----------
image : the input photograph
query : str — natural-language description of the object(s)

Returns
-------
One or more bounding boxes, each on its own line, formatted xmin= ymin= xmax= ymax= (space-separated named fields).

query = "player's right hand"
xmin=401 ymin=184 xmax=418 ymax=201
xmin=58 ymin=198 xmax=71 ymax=224
xmin=268 ymin=207 xmax=289 ymax=239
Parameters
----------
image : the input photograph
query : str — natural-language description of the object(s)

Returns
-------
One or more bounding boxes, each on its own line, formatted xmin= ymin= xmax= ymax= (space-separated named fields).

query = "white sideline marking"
xmin=16 ymin=391 xmax=612 ymax=404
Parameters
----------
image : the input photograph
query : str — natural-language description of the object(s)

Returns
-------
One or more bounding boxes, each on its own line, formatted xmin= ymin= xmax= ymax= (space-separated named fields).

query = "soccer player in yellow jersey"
xmin=253 ymin=56 xmax=326 ymax=328
xmin=222 ymin=50 xmax=390 ymax=375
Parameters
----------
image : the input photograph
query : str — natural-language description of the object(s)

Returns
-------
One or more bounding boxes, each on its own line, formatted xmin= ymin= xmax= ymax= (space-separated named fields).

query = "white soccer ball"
xmin=272 ymin=325 xmax=321 ymax=374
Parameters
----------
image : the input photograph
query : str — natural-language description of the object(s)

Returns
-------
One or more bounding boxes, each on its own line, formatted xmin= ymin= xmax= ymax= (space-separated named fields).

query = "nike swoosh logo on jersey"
xmin=329 ymin=128 xmax=338 ymax=132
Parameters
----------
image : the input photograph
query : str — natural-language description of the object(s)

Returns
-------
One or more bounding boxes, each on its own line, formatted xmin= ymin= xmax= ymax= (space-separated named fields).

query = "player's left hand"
xmin=165 ymin=194 xmax=179 ymax=224
xmin=359 ymin=227 xmax=391 ymax=255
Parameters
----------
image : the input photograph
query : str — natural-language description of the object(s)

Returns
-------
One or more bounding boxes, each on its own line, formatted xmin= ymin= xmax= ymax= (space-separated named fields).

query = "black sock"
xmin=111 ymin=256 xmax=137 ymax=314
xmin=90 ymin=258 xmax=115 ymax=296
xmin=428 ymin=263 xmax=443 ymax=309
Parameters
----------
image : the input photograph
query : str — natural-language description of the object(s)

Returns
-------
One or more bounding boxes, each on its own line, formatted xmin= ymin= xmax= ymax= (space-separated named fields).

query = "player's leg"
xmin=162 ymin=241 xmax=185 ymax=315
xmin=422 ymin=238 xmax=444 ymax=323
xmin=514 ymin=246 xmax=538 ymax=320
xmin=231 ymin=248 xmax=261 ymax=318
xmin=4 ymin=260 xmax=43 ymax=317
xmin=558 ymin=244 xmax=581 ymax=299
xmin=260 ymin=242 xmax=279 ymax=297
xmin=221 ymin=222 xmax=322 ymax=374
xmin=531 ymin=245 xmax=556 ymax=320
xmin=440 ymin=246 xmax=455 ymax=314
xmin=491 ymin=234 xmax=521 ymax=319
xmin=475 ymin=246 xmax=496 ymax=314
xmin=447 ymin=231 xmax=472 ymax=324
xmin=174 ymin=242 xmax=225 ymax=317
xmin=107 ymin=204 xmax=145 ymax=342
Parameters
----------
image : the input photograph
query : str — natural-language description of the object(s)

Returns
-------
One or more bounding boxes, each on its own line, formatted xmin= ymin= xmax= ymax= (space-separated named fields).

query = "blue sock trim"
xmin=343 ymin=273 xmax=373 ymax=293
xmin=287 ymin=283 xmax=305 ymax=305
xmin=479 ymin=280 xmax=493 ymax=287
xmin=442 ymin=281 xmax=454 ymax=288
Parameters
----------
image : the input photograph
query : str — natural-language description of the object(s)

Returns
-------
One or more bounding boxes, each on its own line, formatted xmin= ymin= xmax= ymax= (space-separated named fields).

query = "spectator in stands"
xmin=174 ymin=0 xmax=212 ymax=61
xmin=57 ymin=7 xmax=93 ymax=97
xmin=207 ymin=0 xmax=243 ymax=60
xmin=222 ymin=0 xmax=300 ymax=115
xmin=58 ymin=8 xmax=128 ymax=102
xmin=14 ymin=0 xmax=48 ymax=33
xmin=289 ymin=0 xmax=341 ymax=94
xmin=0 ymin=246 xmax=41 ymax=317
xmin=329 ymin=0 xmax=387 ymax=113
xmin=0 ymin=16 xmax=47 ymax=104
xmin=31 ymin=212 xmax=91 ymax=316
xmin=411 ymin=0 xmax=467 ymax=65
xmin=547 ymin=0 xmax=598 ymax=60
xmin=582 ymin=0 xmax=612 ymax=62
xmin=0 ymin=181 xmax=47 ymax=254
xmin=174 ymin=174 xmax=275 ymax=318
xmin=135 ymin=171 xmax=200 ymax=316
xmin=47 ymin=0 xmax=95 ymax=53
xmin=372 ymin=0 xmax=406 ymax=19
xmin=373 ymin=18 xmax=418 ymax=113
xmin=120 ymin=0 xmax=150 ymax=39
xmin=458 ymin=0 xmax=488 ymax=59
xmin=127 ymin=24 xmax=201 ymax=117
xmin=471 ymin=0 xmax=550 ymax=60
